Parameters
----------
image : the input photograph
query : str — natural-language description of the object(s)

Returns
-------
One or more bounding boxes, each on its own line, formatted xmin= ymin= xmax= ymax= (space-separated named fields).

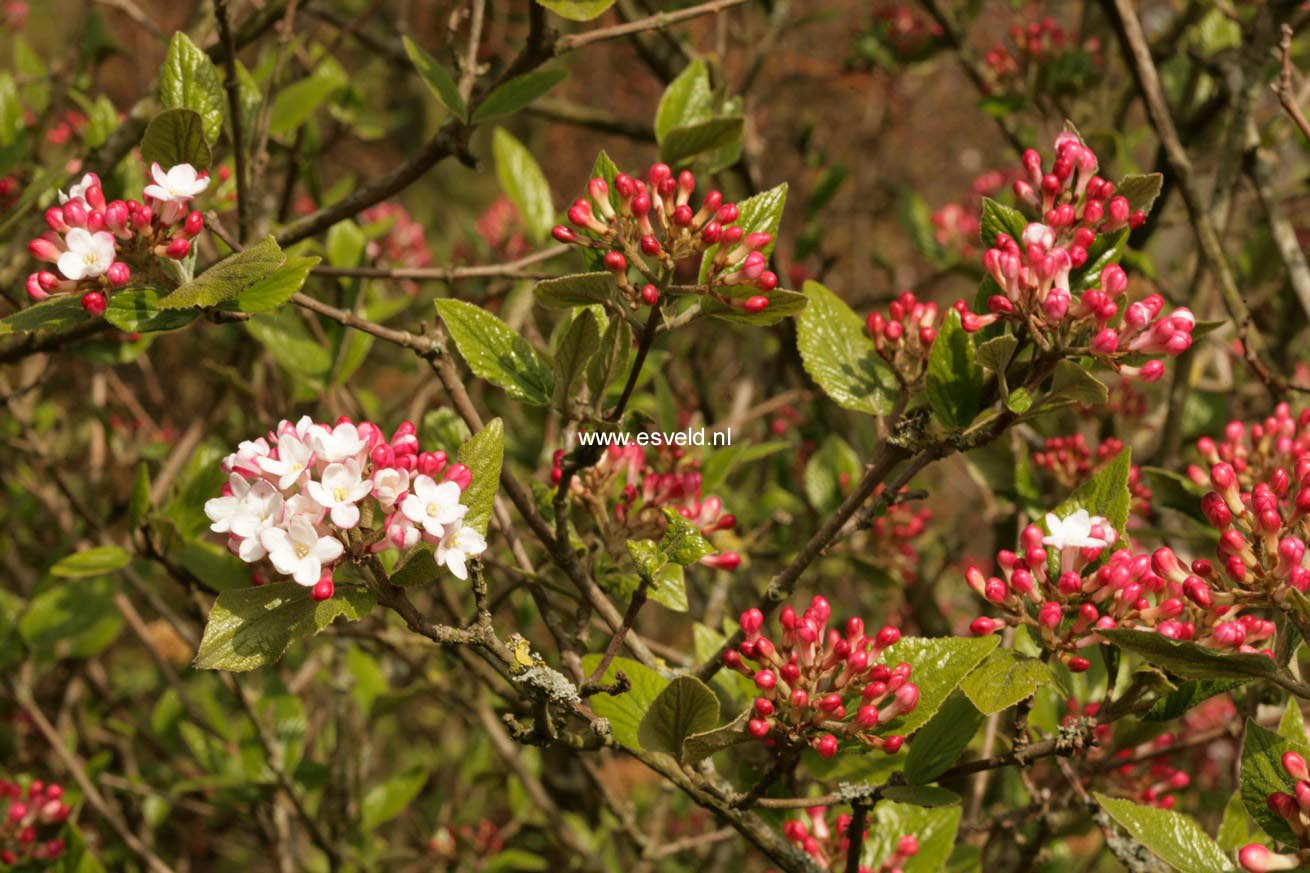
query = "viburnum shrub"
xmin=10 ymin=4 xmax=1310 ymax=873
xmin=0 ymin=779 xmax=70 ymax=868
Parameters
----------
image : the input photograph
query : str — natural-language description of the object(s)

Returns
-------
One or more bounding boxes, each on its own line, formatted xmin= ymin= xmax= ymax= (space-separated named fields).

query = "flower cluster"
xmin=205 ymin=417 xmax=485 ymax=600
xmin=782 ymin=807 xmax=919 ymax=873
xmin=966 ymin=132 xmax=1192 ymax=383
xmin=553 ymin=443 xmax=741 ymax=570
xmin=929 ymin=168 xmax=1019 ymax=259
xmin=724 ymin=597 xmax=918 ymax=757
xmin=0 ymin=779 xmax=70 ymax=868
xmin=552 ymin=163 xmax=779 ymax=314
xmin=967 ymin=509 xmax=1271 ymax=670
xmin=471 ymin=195 xmax=530 ymax=262
xmin=1032 ymin=436 xmax=1151 ymax=519
xmin=866 ymin=291 xmax=940 ymax=383
xmin=0 ymin=0 xmax=26 ymax=29
xmin=361 ymin=201 xmax=435 ymax=294
xmin=1188 ymin=405 xmax=1310 ymax=492
xmin=867 ymin=484 xmax=931 ymax=584
xmin=982 ymin=18 xmax=1102 ymax=95
xmin=1238 ymin=752 xmax=1310 ymax=871
xmin=864 ymin=4 xmax=943 ymax=62
xmin=25 ymin=164 xmax=207 ymax=315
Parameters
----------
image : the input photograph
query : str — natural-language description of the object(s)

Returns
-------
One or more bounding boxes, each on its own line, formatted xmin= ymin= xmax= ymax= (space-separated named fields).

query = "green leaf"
xmin=1070 ymin=228 xmax=1127 ymax=292
xmin=1281 ymin=701 xmax=1308 ymax=744
xmin=483 ymin=849 xmax=550 ymax=873
xmin=269 ymin=61 xmax=347 ymax=136
xmin=534 ymin=272 xmax=615 ymax=309
xmin=129 ymin=462 xmax=152 ymax=529
xmin=796 ymin=280 xmax=899 ymax=415
xmin=701 ymin=441 xmax=788 ymax=492
xmin=158 ymin=237 xmax=287 ymax=309
xmin=1242 ymin=720 xmax=1310 ymax=844
xmin=455 ymin=418 xmax=504 ymax=537
xmin=625 ymin=539 xmax=689 ymax=612
xmin=551 ymin=308 xmax=600 ymax=412
xmin=389 ymin=547 xmax=440 ymax=588
xmin=683 ymin=712 xmax=753 ymax=762
xmin=699 ymin=183 xmax=787 ymax=282
xmin=234 ymin=256 xmax=320 ymax=312
xmin=537 ymin=0 xmax=616 ymax=20
xmin=979 ymin=197 xmax=1028 ymax=248
xmin=245 ymin=309 xmax=332 ymax=383
xmin=1100 ymin=628 xmax=1286 ymax=683
xmin=579 ymin=654 xmax=670 ymax=750
xmin=804 ymin=434 xmax=862 ymax=513
xmin=655 ymin=58 xmax=713 ymax=141
xmin=637 ymin=676 xmax=719 ymax=759
xmin=361 ymin=767 xmax=426 ymax=831
xmin=1217 ymin=792 xmax=1262 ymax=854
xmin=586 ymin=315 xmax=631 ymax=403
xmin=1095 ymin=793 xmax=1236 ymax=873
xmin=1143 ymin=680 xmax=1244 ymax=722
xmin=882 ymin=635 xmax=1000 ymax=734
xmin=472 ymin=69 xmax=568 ymax=124
xmin=402 ymin=36 xmax=467 ymax=121
xmin=435 ymin=298 xmax=554 ymax=405
xmin=904 ymin=691 xmax=985 ymax=784
xmin=700 ymin=287 xmax=808 ymax=325
xmin=1049 ymin=358 xmax=1109 ymax=407
xmin=959 ymin=648 xmax=1059 ymax=714
xmin=926 ymin=308 xmax=984 ymax=428
xmin=50 ymin=546 xmax=132 ymax=579
xmin=1117 ymin=172 xmax=1164 ymax=216
xmin=194 ymin=582 xmax=375 ymax=672
xmin=659 ymin=506 xmax=714 ymax=566
xmin=0 ymin=296 xmax=88 ymax=336
xmin=493 ymin=127 xmax=555 ymax=243
xmin=160 ymin=32 xmax=225 ymax=143
xmin=19 ymin=577 xmax=123 ymax=660
xmin=975 ymin=334 xmax=1017 ymax=374
xmin=104 ymin=288 xmax=200 ymax=333
xmin=660 ymin=116 xmax=743 ymax=165
xmin=863 ymin=802 xmax=961 ymax=873
xmin=881 ymin=785 xmax=962 ymax=807
xmin=1051 ymin=446 xmax=1132 ymax=539
xmin=140 ymin=108 xmax=211 ymax=170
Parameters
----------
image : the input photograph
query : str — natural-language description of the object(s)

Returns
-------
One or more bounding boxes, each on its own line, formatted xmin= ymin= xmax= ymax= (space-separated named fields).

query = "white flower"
xmin=56 ymin=228 xmax=116 ymax=281
xmin=205 ymin=474 xmax=252 ymax=534
xmin=143 ymin=162 xmax=209 ymax=203
xmin=224 ymin=437 xmax=270 ymax=477
xmin=1042 ymin=509 xmax=1109 ymax=551
xmin=400 ymin=475 xmax=467 ymax=537
xmin=58 ymin=173 xmax=97 ymax=205
xmin=260 ymin=517 xmax=343 ymax=586
xmin=230 ymin=480 xmax=284 ymax=540
xmin=305 ymin=461 xmax=373 ymax=529
xmin=311 ymin=421 xmax=369 ymax=464
xmin=283 ymin=493 xmax=327 ymax=524
xmin=436 ymin=524 xmax=487 ymax=581
xmin=258 ymin=432 xmax=314 ymax=491
xmin=371 ymin=467 xmax=410 ymax=510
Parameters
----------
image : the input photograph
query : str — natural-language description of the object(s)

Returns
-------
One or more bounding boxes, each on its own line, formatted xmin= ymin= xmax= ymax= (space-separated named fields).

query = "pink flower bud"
xmin=814 ymin=734 xmax=839 ymax=758
xmin=184 ymin=210 xmax=205 ymax=237
xmin=1284 ymin=751 xmax=1309 ymax=782
xmin=743 ymin=295 xmax=769 ymax=314
xmin=106 ymin=262 xmax=131 ymax=287
xmin=442 ymin=463 xmax=472 ymax=490
xmin=25 ymin=273 xmax=49 ymax=301
xmin=165 ymin=238 xmax=191 ymax=259
xmin=603 ymin=251 xmax=626 ymax=273
xmin=80 ymin=291 xmax=107 ymax=317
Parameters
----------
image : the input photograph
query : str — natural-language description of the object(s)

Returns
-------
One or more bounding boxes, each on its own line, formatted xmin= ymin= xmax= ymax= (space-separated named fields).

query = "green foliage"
xmin=537 ymin=0 xmax=616 ymax=21
xmin=361 ymin=767 xmax=427 ymax=831
xmin=925 ymin=308 xmax=984 ymax=428
xmin=140 ymin=108 xmax=212 ymax=170
xmin=862 ymin=801 xmax=961 ymax=873
xmin=882 ymin=635 xmax=999 ymax=734
xmin=436 ymin=298 xmax=555 ymax=405
xmin=160 ymin=32 xmax=225 ymax=143
xmin=904 ymin=691 xmax=984 ymax=784
xmin=105 ymin=288 xmax=200 ymax=333
xmin=534 ymin=272 xmax=614 ymax=309
xmin=456 ymin=418 xmax=505 ymax=537
xmin=1095 ymin=793 xmax=1236 ymax=872
xmin=699 ymin=183 xmax=787 ymax=281
xmin=1050 ymin=446 xmax=1132 ymax=539
xmin=493 ymin=127 xmax=556 ymax=243
xmin=473 ymin=69 xmax=568 ymax=124
xmin=0 ymin=296 xmax=89 ymax=336
xmin=637 ymin=675 xmax=719 ymax=759
xmin=194 ymin=583 xmax=376 ymax=671
xmin=1241 ymin=720 xmax=1310 ymax=844
xmin=159 ymin=237 xmax=288 ymax=309
xmin=959 ymin=648 xmax=1061 ymax=715
xmin=403 ymin=36 xmax=467 ymax=121
xmin=978 ymin=197 xmax=1027 ymax=247
xmin=797 ymin=280 xmax=899 ymax=415
xmin=579 ymin=654 xmax=670 ymax=750
xmin=551 ymin=308 xmax=600 ymax=411
xmin=50 ymin=546 xmax=132 ymax=579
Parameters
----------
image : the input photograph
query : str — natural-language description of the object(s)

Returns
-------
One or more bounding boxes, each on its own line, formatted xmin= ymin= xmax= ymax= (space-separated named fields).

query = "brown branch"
xmin=1278 ymin=23 xmax=1310 ymax=143
xmin=214 ymin=0 xmax=250 ymax=243
xmin=554 ymin=0 xmax=752 ymax=53
xmin=0 ymin=319 xmax=113 ymax=365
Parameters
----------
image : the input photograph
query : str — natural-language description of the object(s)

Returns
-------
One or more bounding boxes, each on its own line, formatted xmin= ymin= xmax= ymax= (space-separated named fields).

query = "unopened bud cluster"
xmin=1238 ymin=751 xmax=1310 ymax=871
xmin=866 ymin=484 xmax=931 ymax=584
xmin=25 ymin=164 xmax=208 ymax=316
xmin=1032 ymin=435 xmax=1151 ymax=519
xmin=983 ymin=18 xmax=1102 ymax=95
xmin=553 ymin=444 xmax=741 ymax=571
xmin=724 ymin=597 xmax=918 ymax=757
xmin=866 ymin=291 xmax=942 ymax=383
xmin=0 ymin=779 xmax=70 ymax=868
xmin=552 ymin=162 xmax=779 ymax=314
xmin=967 ymin=508 xmax=1271 ymax=670
xmin=967 ymin=132 xmax=1191 ymax=383
xmin=782 ymin=806 xmax=918 ymax=873
xmin=1189 ymin=406 xmax=1310 ymax=493
xmin=206 ymin=416 xmax=484 ymax=600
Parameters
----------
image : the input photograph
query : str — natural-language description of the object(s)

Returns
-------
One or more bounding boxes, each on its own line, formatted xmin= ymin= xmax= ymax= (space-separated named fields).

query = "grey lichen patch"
xmin=834 ymin=781 xmax=879 ymax=803
xmin=514 ymin=666 xmax=581 ymax=704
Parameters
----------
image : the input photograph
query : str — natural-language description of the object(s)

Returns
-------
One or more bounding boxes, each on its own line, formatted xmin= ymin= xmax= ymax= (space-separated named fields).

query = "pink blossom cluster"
xmin=1239 ymin=751 xmax=1310 ymax=871
xmin=868 ymin=4 xmax=943 ymax=60
xmin=966 ymin=132 xmax=1192 ymax=383
xmin=866 ymin=290 xmax=939 ymax=382
xmin=0 ymin=176 xmax=16 ymax=210
xmin=1032 ymin=436 xmax=1152 ymax=518
xmin=929 ymin=168 xmax=1019 ymax=259
xmin=983 ymin=18 xmax=1103 ymax=94
xmin=471 ymin=195 xmax=530 ymax=262
xmin=1193 ymin=455 xmax=1310 ymax=602
xmin=361 ymin=201 xmax=435 ymax=295
xmin=782 ymin=806 xmax=919 ymax=873
xmin=552 ymin=163 xmax=779 ymax=314
xmin=552 ymin=443 xmax=741 ymax=571
xmin=205 ymin=417 xmax=484 ymax=601
xmin=867 ymin=483 xmax=931 ymax=584
xmin=723 ymin=597 xmax=919 ymax=758
xmin=25 ymin=164 xmax=207 ymax=315
xmin=968 ymin=509 xmax=1272 ymax=671
xmin=1188 ymin=405 xmax=1310 ymax=491
xmin=0 ymin=0 xmax=26 ymax=29
xmin=0 ymin=779 xmax=70 ymax=868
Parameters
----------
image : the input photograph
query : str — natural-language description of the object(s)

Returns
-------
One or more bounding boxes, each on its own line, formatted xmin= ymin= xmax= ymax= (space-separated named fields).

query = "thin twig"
xmin=1278 ymin=24 xmax=1310 ymax=143
xmin=555 ymin=0 xmax=751 ymax=53
xmin=215 ymin=0 xmax=250 ymax=243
